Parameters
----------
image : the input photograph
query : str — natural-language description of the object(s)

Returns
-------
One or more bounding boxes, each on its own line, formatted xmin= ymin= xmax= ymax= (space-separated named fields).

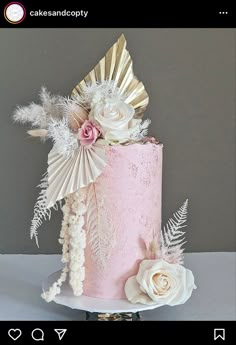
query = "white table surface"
xmin=0 ymin=253 xmax=235 ymax=320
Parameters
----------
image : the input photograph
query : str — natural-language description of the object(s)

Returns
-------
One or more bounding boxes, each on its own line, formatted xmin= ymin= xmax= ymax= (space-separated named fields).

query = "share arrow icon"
xmin=54 ymin=329 xmax=67 ymax=340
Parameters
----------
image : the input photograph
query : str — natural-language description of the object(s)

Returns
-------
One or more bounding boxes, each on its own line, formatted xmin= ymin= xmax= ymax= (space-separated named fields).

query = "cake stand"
xmin=43 ymin=270 xmax=160 ymax=321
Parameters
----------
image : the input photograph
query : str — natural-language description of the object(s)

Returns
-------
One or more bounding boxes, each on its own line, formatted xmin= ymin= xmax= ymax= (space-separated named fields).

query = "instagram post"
xmin=0 ymin=2 xmax=235 ymax=343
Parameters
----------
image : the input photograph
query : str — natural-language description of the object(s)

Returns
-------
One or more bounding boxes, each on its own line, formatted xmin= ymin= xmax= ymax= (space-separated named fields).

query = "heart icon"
xmin=8 ymin=329 xmax=22 ymax=341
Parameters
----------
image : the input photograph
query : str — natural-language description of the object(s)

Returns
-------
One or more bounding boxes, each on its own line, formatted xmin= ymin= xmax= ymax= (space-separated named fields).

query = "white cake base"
xmin=43 ymin=270 xmax=161 ymax=313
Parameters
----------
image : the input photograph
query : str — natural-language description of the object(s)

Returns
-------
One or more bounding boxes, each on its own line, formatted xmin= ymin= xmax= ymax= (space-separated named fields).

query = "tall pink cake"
xmin=84 ymin=143 xmax=163 ymax=299
xmin=14 ymin=35 xmax=196 ymax=309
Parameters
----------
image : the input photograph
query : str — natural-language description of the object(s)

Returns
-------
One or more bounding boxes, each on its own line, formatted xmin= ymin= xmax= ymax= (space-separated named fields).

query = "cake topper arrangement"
xmin=13 ymin=35 xmax=196 ymax=308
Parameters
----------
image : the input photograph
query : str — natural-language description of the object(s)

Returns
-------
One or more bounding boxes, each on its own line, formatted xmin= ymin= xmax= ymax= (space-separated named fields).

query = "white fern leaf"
xmin=140 ymin=118 xmax=151 ymax=135
xmin=160 ymin=199 xmax=188 ymax=264
xmin=86 ymin=183 xmax=113 ymax=267
xmin=130 ymin=118 xmax=151 ymax=141
xmin=30 ymin=173 xmax=61 ymax=247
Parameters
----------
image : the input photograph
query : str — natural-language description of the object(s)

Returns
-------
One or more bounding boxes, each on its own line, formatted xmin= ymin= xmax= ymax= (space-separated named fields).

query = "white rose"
xmin=68 ymin=215 xmax=78 ymax=224
xmin=125 ymin=259 xmax=196 ymax=306
xmin=89 ymin=99 xmax=141 ymax=143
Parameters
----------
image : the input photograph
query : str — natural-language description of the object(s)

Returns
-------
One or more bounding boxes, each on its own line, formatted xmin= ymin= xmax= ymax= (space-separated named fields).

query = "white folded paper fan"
xmin=71 ymin=34 xmax=149 ymax=118
xmin=46 ymin=143 xmax=107 ymax=208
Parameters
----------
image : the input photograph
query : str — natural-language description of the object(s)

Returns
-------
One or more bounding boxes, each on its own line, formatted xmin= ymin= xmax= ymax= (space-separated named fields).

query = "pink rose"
xmin=142 ymin=136 xmax=159 ymax=144
xmin=78 ymin=120 xmax=101 ymax=147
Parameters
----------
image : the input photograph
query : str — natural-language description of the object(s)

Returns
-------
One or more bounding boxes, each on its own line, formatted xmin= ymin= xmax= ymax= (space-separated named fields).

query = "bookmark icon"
xmin=54 ymin=329 xmax=67 ymax=341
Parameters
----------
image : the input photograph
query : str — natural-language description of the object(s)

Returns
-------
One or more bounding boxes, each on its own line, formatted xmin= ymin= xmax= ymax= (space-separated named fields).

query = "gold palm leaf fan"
xmin=71 ymin=34 xmax=149 ymax=118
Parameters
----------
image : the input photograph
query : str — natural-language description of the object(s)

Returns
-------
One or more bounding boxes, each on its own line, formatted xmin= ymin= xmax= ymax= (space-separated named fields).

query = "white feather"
xmin=72 ymin=81 xmax=125 ymax=109
xmin=47 ymin=118 xmax=78 ymax=157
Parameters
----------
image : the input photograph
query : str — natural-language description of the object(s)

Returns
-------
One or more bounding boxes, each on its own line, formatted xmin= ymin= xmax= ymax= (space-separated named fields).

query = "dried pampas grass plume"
xmin=13 ymin=87 xmax=65 ymax=129
xmin=27 ymin=129 xmax=48 ymax=138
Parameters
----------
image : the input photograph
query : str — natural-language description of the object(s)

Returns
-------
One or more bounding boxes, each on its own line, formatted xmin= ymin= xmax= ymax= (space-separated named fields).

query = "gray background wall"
xmin=0 ymin=29 xmax=235 ymax=253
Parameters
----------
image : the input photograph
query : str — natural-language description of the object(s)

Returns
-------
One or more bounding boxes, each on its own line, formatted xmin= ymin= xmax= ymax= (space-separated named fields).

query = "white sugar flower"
xmin=73 ymin=287 xmax=83 ymax=296
xmin=125 ymin=259 xmax=196 ymax=306
xmin=70 ymin=262 xmax=81 ymax=271
xmin=77 ymin=203 xmax=87 ymax=215
xmin=71 ymin=201 xmax=79 ymax=211
xmin=68 ymin=215 xmax=78 ymax=224
xmin=89 ymin=98 xmax=141 ymax=144
xmin=77 ymin=216 xmax=85 ymax=228
xmin=74 ymin=189 xmax=87 ymax=202
xmin=42 ymin=189 xmax=87 ymax=302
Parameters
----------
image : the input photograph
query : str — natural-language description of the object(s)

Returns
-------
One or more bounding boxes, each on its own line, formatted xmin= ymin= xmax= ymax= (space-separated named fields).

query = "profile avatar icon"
xmin=4 ymin=2 xmax=26 ymax=24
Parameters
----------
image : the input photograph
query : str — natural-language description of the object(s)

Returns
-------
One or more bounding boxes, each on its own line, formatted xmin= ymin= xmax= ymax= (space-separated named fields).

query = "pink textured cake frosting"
xmin=84 ymin=142 xmax=163 ymax=299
